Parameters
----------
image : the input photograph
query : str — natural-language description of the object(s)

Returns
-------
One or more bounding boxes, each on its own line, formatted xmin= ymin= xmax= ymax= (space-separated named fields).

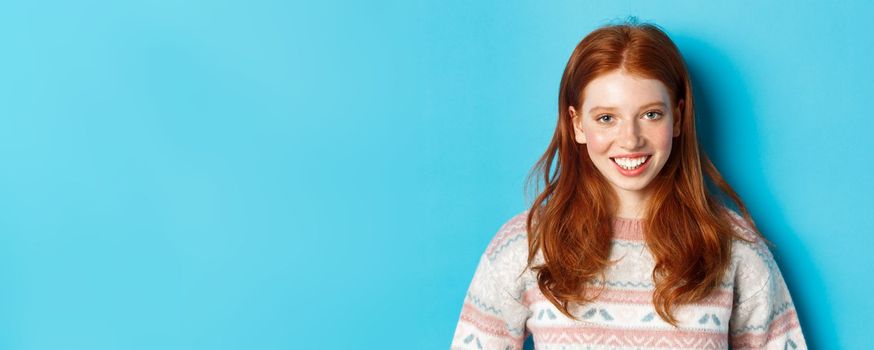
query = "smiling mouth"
xmin=610 ymin=155 xmax=651 ymax=170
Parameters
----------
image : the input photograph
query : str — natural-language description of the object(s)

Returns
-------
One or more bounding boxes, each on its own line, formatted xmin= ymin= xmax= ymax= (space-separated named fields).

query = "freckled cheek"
xmin=648 ymin=127 xmax=674 ymax=154
xmin=584 ymin=131 xmax=614 ymax=155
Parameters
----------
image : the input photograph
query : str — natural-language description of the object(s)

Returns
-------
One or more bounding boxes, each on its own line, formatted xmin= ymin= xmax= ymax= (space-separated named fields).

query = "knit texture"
xmin=450 ymin=210 xmax=806 ymax=349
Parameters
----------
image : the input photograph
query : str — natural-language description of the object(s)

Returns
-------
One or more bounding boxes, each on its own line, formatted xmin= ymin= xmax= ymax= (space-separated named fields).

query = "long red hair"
xmin=525 ymin=22 xmax=762 ymax=325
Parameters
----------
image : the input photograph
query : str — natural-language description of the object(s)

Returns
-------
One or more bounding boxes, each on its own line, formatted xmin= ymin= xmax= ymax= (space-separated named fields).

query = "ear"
xmin=569 ymin=106 xmax=587 ymax=144
xmin=673 ymin=99 xmax=684 ymax=137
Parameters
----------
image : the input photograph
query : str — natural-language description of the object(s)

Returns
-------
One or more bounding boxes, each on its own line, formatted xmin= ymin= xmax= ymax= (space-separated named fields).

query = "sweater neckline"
xmin=612 ymin=216 xmax=645 ymax=241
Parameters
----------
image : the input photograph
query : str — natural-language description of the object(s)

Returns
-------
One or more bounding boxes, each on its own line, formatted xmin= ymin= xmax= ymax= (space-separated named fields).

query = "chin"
xmin=618 ymin=185 xmax=652 ymax=192
xmin=610 ymin=178 xmax=656 ymax=192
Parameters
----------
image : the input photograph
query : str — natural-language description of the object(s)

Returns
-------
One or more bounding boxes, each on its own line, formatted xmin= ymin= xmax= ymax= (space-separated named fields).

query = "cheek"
xmin=584 ymin=130 xmax=613 ymax=155
xmin=649 ymin=126 xmax=675 ymax=156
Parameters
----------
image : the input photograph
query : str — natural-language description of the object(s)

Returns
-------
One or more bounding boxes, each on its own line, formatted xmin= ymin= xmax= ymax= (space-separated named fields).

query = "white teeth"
xmin=613 ymin=156 xmax=648 ymax=170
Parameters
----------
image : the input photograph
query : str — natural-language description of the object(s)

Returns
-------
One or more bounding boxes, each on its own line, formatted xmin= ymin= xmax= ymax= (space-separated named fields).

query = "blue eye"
xmin=597 ymin=115 xmax=613 ymax=123
xmin=643 ymin=110 xmax=663 ymax=119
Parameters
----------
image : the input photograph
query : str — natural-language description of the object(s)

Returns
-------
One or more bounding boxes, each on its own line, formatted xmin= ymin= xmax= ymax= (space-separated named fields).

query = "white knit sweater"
xmin=450 ymin=210 xmax=806 ymax=349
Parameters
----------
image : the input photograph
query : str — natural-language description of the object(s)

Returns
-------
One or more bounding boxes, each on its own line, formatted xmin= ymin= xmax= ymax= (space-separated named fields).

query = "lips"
xmin=611 ymin=155 xmax=650 ymax=168
xmin=610 ymin=155 xmax=652 ymax=175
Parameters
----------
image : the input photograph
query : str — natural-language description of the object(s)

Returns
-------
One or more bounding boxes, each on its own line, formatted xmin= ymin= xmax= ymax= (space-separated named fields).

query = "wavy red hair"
xmin=525 ymin=22 xmax=762 ymax=325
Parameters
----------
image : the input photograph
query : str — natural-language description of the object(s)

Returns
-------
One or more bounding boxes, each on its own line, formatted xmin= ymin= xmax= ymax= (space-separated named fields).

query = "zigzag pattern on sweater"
xmin=451 ymin=211 xmax=807 ymax=349
xmin=729 ymin=301 xmax=794 ymax=335
xmin=466 ymin=292 xmax=503 ymax=315
xmin=487 ymin=233 xmax=526 ymax=262
xmin=528 ymin=324 xmax=727 ymax=348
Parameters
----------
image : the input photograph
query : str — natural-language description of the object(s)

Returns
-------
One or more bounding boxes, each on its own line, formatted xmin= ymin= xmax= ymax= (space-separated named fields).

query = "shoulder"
xmin=724 ymin=209 xmax=761 ymax=242
xmin=482 ymin=210 xmax=531 ymax=265
xmin=724 ymin=209 xmax=780 ymax=302
xmin=475 ymin=210 xmax=534 ymax=292
xmin=461 ymin=210 xmax=534 ymax=306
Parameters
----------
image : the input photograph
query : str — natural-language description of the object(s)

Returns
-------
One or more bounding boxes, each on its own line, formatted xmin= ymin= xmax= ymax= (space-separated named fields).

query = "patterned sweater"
xmin=450 ymin=210 xmax=806 ymax=349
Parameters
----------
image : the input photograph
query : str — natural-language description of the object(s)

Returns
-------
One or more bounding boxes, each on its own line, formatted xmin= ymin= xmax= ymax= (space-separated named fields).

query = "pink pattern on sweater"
xmin=450 ymin=210 xmax=807 ymax=350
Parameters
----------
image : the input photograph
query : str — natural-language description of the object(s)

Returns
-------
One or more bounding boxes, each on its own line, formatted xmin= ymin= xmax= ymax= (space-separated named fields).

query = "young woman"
xmin=450 ymin=22 xmax=807 ymax=349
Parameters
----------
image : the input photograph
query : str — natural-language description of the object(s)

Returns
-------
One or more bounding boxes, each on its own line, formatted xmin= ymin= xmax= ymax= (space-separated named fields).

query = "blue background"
xmin=0 ymin=0 xmax=870 ymax=349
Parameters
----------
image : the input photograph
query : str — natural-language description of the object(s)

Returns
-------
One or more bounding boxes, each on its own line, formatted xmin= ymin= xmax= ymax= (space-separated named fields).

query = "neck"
xmin=614 ymin=187 xmax=653 ymax=219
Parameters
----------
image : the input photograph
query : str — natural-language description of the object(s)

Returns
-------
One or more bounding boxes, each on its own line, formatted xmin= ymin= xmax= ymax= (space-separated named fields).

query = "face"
xmin=570 ymin=70 xmax=683 ymax=201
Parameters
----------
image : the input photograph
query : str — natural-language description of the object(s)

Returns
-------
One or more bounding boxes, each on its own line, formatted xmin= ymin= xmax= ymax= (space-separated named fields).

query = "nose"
xmin=618 ymin=119 xmax=645 ymax=149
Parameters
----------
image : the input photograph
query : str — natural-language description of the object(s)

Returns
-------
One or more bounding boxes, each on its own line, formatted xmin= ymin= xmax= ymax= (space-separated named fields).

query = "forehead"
xmin=581 ymin=71 xmax=672 ymax=110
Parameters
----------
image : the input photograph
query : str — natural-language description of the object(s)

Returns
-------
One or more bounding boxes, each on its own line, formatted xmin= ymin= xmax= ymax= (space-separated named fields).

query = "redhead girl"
xmin=450 ymin=22 xmax=807 ymax=349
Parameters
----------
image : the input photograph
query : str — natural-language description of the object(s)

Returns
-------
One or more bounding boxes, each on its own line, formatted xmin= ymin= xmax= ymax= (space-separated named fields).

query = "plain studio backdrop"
xmin=0 ymin=1 xmax=871 ymax=349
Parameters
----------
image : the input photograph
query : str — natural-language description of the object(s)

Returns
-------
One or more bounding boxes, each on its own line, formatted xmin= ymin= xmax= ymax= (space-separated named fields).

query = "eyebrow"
xmin=588 ymin=101 xmax=668 ymax=114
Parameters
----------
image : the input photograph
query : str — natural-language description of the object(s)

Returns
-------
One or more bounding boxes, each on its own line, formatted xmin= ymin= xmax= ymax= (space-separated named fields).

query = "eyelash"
xmin=596 ymin=110 xmax=664 ymax=123
xmin=643 ymin=110 xmax=664 ymax=119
